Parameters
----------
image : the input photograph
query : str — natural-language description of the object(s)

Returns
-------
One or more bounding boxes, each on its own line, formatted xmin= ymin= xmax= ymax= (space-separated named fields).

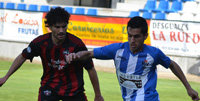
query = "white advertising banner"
xmin=150 ymin=20 xmax=200 ymax=56
xmin=0 ymin=10 xmax=4 ymax=35
xmin=0 ymin=10 xmax=43 ymax=42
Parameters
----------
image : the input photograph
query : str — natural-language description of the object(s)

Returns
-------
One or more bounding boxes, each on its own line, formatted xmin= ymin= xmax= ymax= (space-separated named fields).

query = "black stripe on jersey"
xmin=40 ymin=42 xmax=50 ymax=87
xmin=41 ymin=38 xmax=56 ymax=88
xmin=53 ymin=46 xmax=64 ymax=95
xmin=48 ymin=45 xmax=60 ymax=88
xmin=57 ymin=47 xmax=68 ymax=96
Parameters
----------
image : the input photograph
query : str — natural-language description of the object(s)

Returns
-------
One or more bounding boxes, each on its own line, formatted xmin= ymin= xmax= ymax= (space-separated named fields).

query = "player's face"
xmin=127 ymin=27 xmax=147 ymax=54
xmin=50 ymin=22 xmax=68 ymax=44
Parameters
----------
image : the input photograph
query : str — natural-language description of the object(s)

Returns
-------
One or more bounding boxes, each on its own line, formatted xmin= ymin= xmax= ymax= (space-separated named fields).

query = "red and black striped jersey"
xmin=22 ymin=32 xmax=94 ymax=96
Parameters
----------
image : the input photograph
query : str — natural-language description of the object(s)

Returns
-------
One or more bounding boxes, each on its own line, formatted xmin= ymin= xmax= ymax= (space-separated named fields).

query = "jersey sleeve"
xmin=157 ymin=48 xmax=171 ymax=69
xmin=93 ymin=43 xmax=120 ymax=59
xmin=74 ymin=40 xmax=94 ymax=70
xmin=22 ymin=41 xmax=41 ymax=62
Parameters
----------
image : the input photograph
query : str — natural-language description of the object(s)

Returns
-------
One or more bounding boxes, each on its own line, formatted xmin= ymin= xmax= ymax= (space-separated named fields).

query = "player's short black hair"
xmin=45 ymin=7 xmax=70 ymax=27
xmin=127 ymin=16 xmax=148 ymax=35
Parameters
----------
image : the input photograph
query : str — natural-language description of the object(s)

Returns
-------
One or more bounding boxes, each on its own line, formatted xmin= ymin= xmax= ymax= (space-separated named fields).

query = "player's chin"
xmin=57 ymin=35 xmax=66 ymax=40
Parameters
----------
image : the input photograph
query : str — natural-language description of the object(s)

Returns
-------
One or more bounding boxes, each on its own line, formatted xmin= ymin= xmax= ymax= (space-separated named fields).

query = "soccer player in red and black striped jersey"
xmin=0 ymin=7 xmax=104 ymax=101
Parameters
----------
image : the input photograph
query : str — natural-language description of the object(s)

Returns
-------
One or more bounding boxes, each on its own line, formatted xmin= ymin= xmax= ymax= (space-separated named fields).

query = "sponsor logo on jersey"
xmin=118 ymin=72 xmax=142 ymax=90
xmin=63 ymin=49 xmax=69 ymax=55
xmin=48 ymin=59 xmax=67 ymax=70
xmin=142 ymin=59 xmax=153 ymax=68
xmin=44 ymin=90 xmax=51 ymax=96
xmin=27 ymin=46 xmax=31 ymax=53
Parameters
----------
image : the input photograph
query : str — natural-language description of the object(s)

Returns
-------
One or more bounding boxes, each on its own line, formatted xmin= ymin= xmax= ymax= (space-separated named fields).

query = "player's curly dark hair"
xmin=127 ymin=16 xmax=148 ymax=35
xmin=45 ymin=7 xmax=70 ymax=27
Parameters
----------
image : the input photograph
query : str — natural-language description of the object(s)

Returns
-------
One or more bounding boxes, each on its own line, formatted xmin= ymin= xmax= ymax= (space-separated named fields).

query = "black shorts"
xmin=38 ymin=87 xmax=88 ymax=101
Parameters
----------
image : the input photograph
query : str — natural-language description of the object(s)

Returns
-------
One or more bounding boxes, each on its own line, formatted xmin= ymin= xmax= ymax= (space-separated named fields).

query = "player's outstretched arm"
xmin=87 ymin=67 xmax=104 ymax=101
xmin=0 ymin=53 xmax=26 ymax=87
xmin=66 ymin=51 xmax=94 ymax=64
xmin=169 ymin=60 xmax=200 ymax=101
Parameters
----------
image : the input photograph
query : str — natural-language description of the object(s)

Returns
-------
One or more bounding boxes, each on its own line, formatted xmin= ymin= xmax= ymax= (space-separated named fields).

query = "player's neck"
xmin=52 ymin=36 xmax=65 ymax=45
xmin=131 ymin=46 xmax=144 ymax=54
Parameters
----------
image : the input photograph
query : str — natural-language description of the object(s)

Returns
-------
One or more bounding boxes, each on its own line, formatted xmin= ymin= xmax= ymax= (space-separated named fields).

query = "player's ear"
xmin=48 ymin=26 xmax=53 ymax=31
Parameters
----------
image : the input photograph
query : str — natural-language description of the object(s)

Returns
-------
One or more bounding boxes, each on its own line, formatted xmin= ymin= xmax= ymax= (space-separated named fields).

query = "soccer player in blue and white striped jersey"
xmin=66 ymin=16 xmax=199 ymax=101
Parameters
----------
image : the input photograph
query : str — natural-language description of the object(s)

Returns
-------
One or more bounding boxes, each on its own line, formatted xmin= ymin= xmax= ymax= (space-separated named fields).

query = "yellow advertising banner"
xmin=43 ymin=14 xmax=151 ymax=46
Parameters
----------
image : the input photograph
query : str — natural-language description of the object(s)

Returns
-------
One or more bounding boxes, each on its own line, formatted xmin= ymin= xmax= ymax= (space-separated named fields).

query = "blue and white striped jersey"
xmin=94 ymin=42 xmax=171 ymax=101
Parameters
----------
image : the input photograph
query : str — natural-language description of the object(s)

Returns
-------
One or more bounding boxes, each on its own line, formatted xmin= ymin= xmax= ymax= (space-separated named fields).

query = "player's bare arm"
xmin=66 ymin=51 xmax=94 ymax=64
xmin=87 ymin=67 xmax=104 ymax=101
xmin=169 ymin=60 xmax=200 ymax=101
xmin=0 ymin=53 xmax=26 ymax=87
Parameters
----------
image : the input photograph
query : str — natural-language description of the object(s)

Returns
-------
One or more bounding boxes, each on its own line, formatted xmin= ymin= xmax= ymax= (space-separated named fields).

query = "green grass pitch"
xmin=0 ymin=60 xmax=199 ymax=101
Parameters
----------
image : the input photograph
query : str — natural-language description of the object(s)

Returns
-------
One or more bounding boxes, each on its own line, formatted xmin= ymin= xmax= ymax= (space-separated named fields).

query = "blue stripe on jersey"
xmin=134 ymin=53 xmax=147 ymax=75
xmin=120 ymin=49 xmax=130 ymax=73
xmin=120 ymin=49 xmax=130 ymax=100
xmin=131 ymin=90 xmax=137 ymax=101
xmin=143 ymin=70 xmax=159 ymax=101
xmin=122 ymin=86 xmax=127 ymax=100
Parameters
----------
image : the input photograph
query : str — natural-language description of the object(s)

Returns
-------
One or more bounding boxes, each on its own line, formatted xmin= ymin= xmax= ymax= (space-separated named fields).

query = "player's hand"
xmin=0 ymin=77 xmax=8 ymax=87
xmin=187 ymin=87 xmax=200 ymax=101
xmin=94 ymin=95 xmax=104 ymax=101
xmin=65 ymin=53 xmax=80 ymax=64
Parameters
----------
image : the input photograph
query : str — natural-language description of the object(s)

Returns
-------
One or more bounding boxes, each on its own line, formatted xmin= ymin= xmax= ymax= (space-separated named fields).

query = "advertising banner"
xmin=0 ymin=10 xmax=43 ymax=42
xmin=150 ymin=20 xmax=200 ymax=56
xmin=0 ymin=10 xmax=4 ymax=35
xmin=1 ymin=9 xmax=199 ymax=57
xmin=42 ymin=14 xmax=151 ymax=47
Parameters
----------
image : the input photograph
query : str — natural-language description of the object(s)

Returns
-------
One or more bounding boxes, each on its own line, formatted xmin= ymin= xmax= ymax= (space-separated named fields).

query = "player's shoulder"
xmin=67 ymin=32 xmax=85 ymax=46
xmin=145 ymin=44 xmax=158 ymax=50
xmin=67 ymin=33 xmax=81 ymax=42
xmin=108 ymin=42 xmax=127 ymax=48
xmin=100 ymin=42 xmax=127 ymax=53
xmin=32 ymin=33 xmax=50 ymax=43
xmin=144 ymin=44 xmax=163 ymax=55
